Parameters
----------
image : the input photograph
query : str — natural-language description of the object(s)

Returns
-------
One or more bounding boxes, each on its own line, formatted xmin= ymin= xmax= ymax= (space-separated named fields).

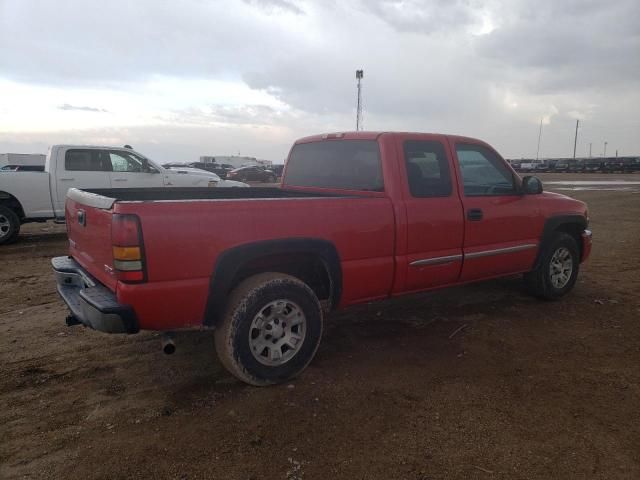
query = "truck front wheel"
xmin=0 ymin=205 xmax=20 ymax=245
xmin=214 ymin=272 xmax=323 ymax=386
xmin=525 ymin=232 xmax=579 ymax=300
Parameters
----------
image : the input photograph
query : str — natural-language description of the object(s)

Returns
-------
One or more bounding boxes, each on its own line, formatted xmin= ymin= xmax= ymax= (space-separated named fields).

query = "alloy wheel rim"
xmin=248 ymin=299 xmax=306 ymax=366
xmin=550 ymin=247 xmax=573 ymax=289
xmin=0 ymin=214 xmax=10 ymax=238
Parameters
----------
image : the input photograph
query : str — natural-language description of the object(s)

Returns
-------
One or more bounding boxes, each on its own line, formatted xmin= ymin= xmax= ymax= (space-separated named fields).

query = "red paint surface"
xmin=65 ymin=132 xmax=590 ymax=331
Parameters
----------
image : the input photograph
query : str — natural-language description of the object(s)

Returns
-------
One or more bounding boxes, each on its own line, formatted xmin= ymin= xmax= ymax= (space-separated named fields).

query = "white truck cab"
xmin=0 ymin=145 xmax=247 ymax=244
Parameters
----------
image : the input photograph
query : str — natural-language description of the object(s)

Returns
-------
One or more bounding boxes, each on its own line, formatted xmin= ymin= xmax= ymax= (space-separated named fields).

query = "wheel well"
xmin=553 ymin=223 xmax=584 ymax=258
xmin=204 ymin=238 xmax=342 ymax=326
xmin=0 ymin=191 xmax=25 ymax=220
xmin=231 ymin=252 xmax=332 ymax=304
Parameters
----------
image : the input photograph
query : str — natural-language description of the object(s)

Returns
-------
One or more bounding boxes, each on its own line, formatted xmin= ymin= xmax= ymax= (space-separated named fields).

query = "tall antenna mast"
xmin=355 ymin=69 xmax=364 ymax=131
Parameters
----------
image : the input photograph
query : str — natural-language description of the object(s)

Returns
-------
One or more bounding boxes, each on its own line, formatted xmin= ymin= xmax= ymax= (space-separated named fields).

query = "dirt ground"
xmin=1 ymin=174 xmax=639 ymax=480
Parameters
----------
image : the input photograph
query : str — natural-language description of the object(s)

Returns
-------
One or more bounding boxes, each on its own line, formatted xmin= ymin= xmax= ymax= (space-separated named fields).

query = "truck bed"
xmin=65 ymin=186 xmax=396 ymax=330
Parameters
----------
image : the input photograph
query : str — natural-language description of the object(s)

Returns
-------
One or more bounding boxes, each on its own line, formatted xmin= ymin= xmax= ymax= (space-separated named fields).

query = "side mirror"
xmin=522 ymin=175 xmax=543 ymax=194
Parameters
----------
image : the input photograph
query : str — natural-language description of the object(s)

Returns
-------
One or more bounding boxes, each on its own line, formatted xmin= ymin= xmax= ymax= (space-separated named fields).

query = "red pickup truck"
xmin=53 ymin=132 xmax=592 ymax=385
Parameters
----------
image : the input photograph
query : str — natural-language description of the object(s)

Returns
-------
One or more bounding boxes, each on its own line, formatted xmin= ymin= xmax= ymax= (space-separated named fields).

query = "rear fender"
xmin=203 ymin=238 xmax=342 ymax=326
xmin=0 ymin=191 xmax=26 ymax=219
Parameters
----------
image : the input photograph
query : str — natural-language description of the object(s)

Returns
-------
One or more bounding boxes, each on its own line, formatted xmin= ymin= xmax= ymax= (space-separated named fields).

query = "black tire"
xmin=214 ymin=272 xmax=323 ymax=386
xmin=525 ymin=233 xmax=580 ymax=300
xmin=0 ymin=205 xmax=21 ymax=245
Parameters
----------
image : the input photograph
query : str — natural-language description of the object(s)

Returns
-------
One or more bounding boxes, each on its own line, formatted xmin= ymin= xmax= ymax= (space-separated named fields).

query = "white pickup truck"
xmin=0 ymin=145 xmax=247 ymax=244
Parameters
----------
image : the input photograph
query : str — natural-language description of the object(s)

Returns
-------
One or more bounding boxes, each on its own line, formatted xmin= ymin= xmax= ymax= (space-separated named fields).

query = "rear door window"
xmin=403 ymin=140 xmax=452 ymax=197
xmin=286 ymin=140 xmax=383 ymax=191
xmin=65 ymin=149 xmax=111 ymax=171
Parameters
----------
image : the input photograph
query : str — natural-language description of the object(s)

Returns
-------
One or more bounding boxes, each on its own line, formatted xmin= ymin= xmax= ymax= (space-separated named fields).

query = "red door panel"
xmin=393 ymin=135 xmax=465 ymax=293
xmin=449 ymin=140 xmax=544 ymax=282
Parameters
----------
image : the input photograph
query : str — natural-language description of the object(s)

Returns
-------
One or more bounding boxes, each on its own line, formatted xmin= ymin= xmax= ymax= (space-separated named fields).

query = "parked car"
xmin=552 ymin=160 xmax=569 ymax=172
xmin=52 ymin=131 xmax=591 ymax=386
xmin=188 ymin=162 xmax=233 ymax=179
xmin=602 ymin=157 xmax=640 ymax=173
xmin=226 ymin=165 xmax=277 ymax=183
xmin=533 ymin=161 xmax=551 ymax=173
xmin=269 ymin=164 xmax=285 ymax=177
xmin=0 ymin=145 xmax=247 ymax=245
xmin=507 ymin=160 xmax=522 ymax=171
xmin=519 ymin=160 xmax=538 ymax=172
xmin=0 ymin=164 xmax=45 ymax=172
xmin=582 ymin=159 xmax=604 ymax=172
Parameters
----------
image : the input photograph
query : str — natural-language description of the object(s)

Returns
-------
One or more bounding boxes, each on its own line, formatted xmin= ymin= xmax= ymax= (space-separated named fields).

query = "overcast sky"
xmin=1 ymin=0 xmax=638 ymax=162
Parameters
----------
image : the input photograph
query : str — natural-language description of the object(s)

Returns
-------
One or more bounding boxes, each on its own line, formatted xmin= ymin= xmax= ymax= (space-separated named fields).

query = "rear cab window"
xmin=403 ymin=140 xmax=452 ymax=197
xmin=285 ymin=140 xmax=383 ymax=192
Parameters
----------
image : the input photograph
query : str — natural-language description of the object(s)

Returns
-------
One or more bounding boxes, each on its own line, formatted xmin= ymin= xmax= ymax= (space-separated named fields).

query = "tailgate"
xmin=65 ymin=190 xmax=118 ymax=291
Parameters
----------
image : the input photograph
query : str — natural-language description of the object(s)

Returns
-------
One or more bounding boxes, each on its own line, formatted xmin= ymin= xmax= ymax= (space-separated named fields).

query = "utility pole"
xmin=355 ymin=70 xmax=364 ymax=131
xmin=589 ymin=142 xmax=592 ymax=157
xmin=603 ymin=141 xmax=608 ymax=157
xmin=536 ymin=118 xmax=543 ymax=161
xmin=572 ymin=119 xmax=579 ymax=159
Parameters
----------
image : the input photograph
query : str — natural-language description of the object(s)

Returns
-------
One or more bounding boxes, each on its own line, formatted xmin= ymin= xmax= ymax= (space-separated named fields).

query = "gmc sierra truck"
xmin=0 ymin=145 xmax=247 ymax=244
xmin=52 ymin=132 xmax=592 ymax=385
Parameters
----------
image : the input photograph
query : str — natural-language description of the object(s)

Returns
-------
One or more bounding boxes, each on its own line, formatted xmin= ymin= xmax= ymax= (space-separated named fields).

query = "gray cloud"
xmin=0 ymin=1 xmax=305 ymax=86
xmin=161 ymin=104 xmax=286 ymax=126
xmin=363 ymin=0 xmax=482 ymax=34
xmin=1 ymin=0 xmax=639 ymax=159
xmin=242 ymin=0 xmax=304 ymax=15
xmin=476 ymin=0 xmax=640 ymax=93
xmin=58 ymin=104 xmax=108 ymax=112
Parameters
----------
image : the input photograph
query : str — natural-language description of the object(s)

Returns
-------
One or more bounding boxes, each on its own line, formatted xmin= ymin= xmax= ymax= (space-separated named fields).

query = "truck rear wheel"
xmin=525 ymin=232 xmax=579 ymax=300
xmin=0 ymin=205 xmax=20 ymax=245
xmin=214 ymin=272 xmax=323 ymax=386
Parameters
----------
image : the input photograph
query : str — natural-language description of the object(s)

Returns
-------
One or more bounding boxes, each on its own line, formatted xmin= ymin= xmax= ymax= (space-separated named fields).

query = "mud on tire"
xmin=214 ymin=272 xmax=323 ymax=386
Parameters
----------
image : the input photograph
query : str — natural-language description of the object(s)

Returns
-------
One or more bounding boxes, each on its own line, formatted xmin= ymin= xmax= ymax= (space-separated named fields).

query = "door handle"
xmin=113 ymin=178 xmax=127 ymax=182
xmin=467 ymin=208 xmax=483 ymax=221
xmin=59 ymin=177 xmax=75 ymax=181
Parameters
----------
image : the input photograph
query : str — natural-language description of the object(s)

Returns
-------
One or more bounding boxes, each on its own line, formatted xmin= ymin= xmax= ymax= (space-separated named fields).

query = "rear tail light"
xmin=112 ymin=214 xmax=146 ymax=283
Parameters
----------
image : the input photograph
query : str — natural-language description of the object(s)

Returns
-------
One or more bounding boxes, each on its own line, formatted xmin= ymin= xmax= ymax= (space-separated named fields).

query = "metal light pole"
xmin=572 ymin=119 xmax=579 ymax=159
xmin=536 ymin=118 xmax=543 ymax=161
xmin=355 ymin=70 xmax=364 ymax=131
xmin=603 ymin=141 xmax=608 ymax=157
xmin=589 ymin=142 xmax=592 ymax=158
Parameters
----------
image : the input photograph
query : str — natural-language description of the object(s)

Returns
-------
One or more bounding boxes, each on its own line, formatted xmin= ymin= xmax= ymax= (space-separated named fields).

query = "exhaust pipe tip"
xmin=161 ymin=333 xmax=176 ymax=355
